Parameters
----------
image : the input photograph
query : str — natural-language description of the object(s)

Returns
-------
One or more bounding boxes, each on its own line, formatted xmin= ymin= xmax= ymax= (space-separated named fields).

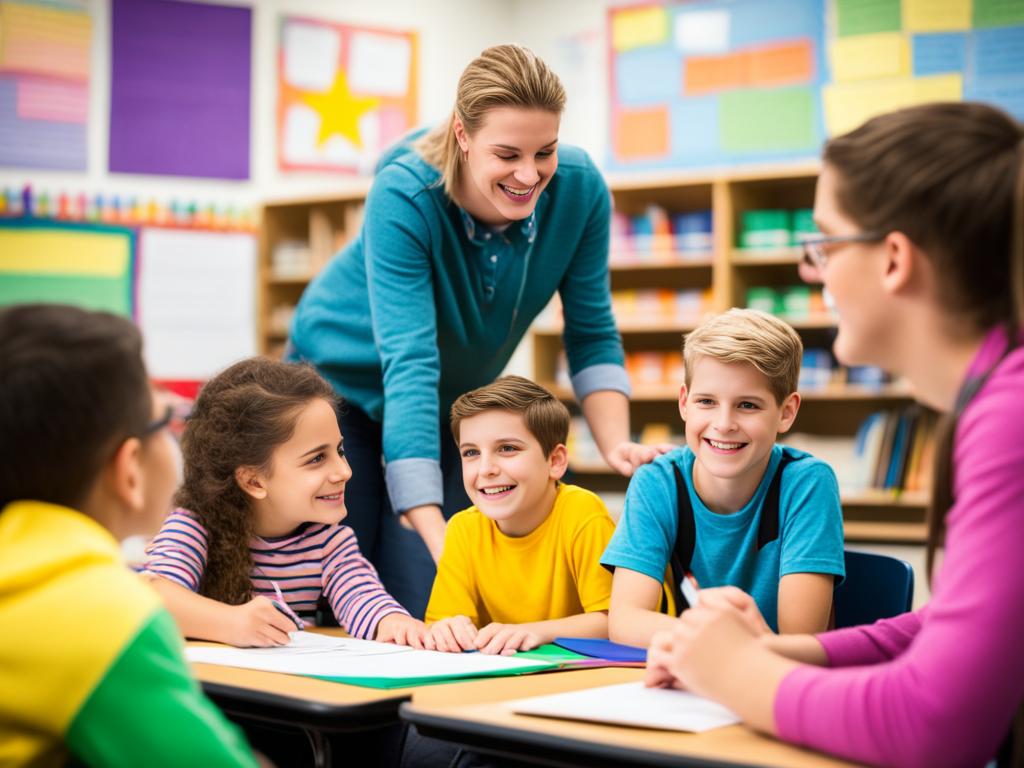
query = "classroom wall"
xmin=509 ymin=0 xmax=612 ymax=165
xmin=0 ymin=0 xmax=517 ymax=207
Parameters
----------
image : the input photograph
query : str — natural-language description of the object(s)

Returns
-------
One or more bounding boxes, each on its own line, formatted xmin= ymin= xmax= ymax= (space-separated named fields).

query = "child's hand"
xmin=657 ymin=604 xmax=762 ymax=701
xmin=374 ymin=613 xmax=428 ymax=649
xmin=423 ymin=615 xmax=478 ymax=653
xmin=225 ymin=596 xmax=296 ymax=647
xmin=693 ymin=587 xmax=772 ymax=636
xmin=644 ymin=629 xmax=685 ymax=690
xmin=473 ymin=622 xmax=542 ymax=655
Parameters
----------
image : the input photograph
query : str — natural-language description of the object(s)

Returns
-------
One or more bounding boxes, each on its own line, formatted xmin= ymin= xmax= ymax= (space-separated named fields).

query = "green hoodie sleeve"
xmin=66 ymin=610 xmax=258 ymax=768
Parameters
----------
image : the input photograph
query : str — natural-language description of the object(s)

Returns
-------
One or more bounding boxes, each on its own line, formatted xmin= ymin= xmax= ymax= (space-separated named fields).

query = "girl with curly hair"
xmin=143 ymin=358 xmax=427 ymax=648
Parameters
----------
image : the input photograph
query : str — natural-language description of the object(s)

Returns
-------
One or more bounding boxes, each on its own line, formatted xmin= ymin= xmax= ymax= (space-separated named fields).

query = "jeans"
xmin=338 ymin=403 xmax=470 ymax=619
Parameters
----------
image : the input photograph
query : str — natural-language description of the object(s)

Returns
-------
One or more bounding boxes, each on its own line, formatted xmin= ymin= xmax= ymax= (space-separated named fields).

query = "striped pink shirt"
xmin=143 ymin=509 xmax=408 ymax=640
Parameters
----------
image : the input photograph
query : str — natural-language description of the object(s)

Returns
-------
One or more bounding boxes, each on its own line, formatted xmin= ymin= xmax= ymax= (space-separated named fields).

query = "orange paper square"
xmin=615 ymin=107 xmax=670 ymax=160
xmin=685 ymin=51 xmax=751 ymax=95
xmin=749 ymin=40 xmax=814 ymax=87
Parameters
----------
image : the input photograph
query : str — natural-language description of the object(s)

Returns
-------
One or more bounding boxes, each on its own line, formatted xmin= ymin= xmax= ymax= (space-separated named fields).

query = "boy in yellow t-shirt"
xmin=423 ymin=375 xmax=615 ymax=655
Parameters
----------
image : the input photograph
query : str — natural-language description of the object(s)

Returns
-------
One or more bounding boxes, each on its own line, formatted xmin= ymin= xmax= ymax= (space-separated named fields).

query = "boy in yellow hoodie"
xmin=0 ymin=304 xmax=257 ymax=767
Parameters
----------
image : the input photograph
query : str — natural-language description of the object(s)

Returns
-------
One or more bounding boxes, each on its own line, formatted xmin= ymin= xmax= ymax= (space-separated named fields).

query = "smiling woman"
xmin=286 ymin=44 xmax=671 ymax=619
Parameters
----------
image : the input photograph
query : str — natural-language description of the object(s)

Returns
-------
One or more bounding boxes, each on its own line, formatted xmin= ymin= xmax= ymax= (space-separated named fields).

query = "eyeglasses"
xmin=142 ymin=405 xmax=174 ymax=437
xmin=799 ymin=232 xmax=885 ymax=271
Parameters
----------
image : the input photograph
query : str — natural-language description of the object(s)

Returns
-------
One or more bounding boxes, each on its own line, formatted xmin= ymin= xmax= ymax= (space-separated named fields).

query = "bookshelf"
xmin=257 ymin=183 xmax=370 ymax=358
xmin=534 ymin=162 xmax=932 ymax=544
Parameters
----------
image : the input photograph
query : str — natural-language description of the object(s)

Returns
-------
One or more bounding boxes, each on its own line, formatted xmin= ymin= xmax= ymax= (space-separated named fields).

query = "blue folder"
xmin=553 ymin=637 xmax=647 ymax=663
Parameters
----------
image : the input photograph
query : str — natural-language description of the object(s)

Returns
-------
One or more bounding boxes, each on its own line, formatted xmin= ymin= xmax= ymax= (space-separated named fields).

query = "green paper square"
xmin=720 ymin=88 xmax=817 ymax=153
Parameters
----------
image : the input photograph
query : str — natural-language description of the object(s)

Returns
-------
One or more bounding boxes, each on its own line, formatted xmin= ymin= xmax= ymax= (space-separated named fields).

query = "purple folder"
xmin=554 ymin=637 xmax=647 ymax=663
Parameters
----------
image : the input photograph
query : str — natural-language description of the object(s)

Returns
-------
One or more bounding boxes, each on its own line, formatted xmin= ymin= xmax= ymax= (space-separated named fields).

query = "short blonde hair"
xmin=450 ymin=375 xmax=569 ymax=457
xmin=682 ymin=309 xmax=802 ymax=404
xmin=415 ymin=44 xmax=566 ymax=198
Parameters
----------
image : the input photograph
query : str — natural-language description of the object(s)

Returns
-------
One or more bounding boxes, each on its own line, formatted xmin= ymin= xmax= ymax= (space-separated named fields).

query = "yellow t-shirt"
xmin=425 ymin=483 xmax=615 ymax=625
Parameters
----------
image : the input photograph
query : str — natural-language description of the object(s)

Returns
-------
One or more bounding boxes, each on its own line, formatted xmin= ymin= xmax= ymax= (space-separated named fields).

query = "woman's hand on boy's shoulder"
xmin=473 ymin=622 xmax=543 ymax=656
xmin=606 ymin=441 xmax=676 ymax=477
xmin=423 ymin=615 xmax=478 ymax=653
xmin=375 ymin=613 xmax=429 ymax=649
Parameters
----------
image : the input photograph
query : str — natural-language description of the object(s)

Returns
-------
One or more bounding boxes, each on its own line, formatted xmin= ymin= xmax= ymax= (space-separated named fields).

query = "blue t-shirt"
xmin=601 ymin=444 xmax=845 ymax=631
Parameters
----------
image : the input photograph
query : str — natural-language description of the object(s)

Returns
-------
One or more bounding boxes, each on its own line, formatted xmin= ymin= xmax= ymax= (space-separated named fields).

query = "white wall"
xmin=0 ymin=0 xmax=516 ymax=207
xmin=508 ymin=0 xmax=612 ymax=165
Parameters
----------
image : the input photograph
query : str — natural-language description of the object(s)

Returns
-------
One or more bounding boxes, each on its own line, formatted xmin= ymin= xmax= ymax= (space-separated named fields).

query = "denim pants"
xmin=337 ymin=403 xmax=470 ymax=619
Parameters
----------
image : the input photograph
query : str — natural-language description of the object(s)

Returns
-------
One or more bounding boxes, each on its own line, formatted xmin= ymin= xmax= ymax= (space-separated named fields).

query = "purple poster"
xmin=108 ymin=0 xmax=251 ymax=179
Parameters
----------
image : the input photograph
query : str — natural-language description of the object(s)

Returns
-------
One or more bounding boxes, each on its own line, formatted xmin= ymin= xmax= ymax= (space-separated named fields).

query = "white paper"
xmin=283 ymin=21 xmax=341 ymax=91
xmin=510 ymin=681 xmax=740 ymax=733
xmin=674 ymin=10 xmax=730 ymax=54
xmin=348 ymin=31 xmax=411 ymax=96
xmin=138 ymin=228 xmax=257 ymax=380
xmin=186 ymin=631 xmax=555 ymax=681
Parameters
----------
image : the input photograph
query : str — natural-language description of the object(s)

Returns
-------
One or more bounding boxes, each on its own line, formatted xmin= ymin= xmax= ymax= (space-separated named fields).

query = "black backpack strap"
xmin=758 ymin=453 xmax=802 ymax=550
xmin=662 ymin=462 xmax=696 ymax=614
xmin=663 ymin=452 xmax=805 ymax=615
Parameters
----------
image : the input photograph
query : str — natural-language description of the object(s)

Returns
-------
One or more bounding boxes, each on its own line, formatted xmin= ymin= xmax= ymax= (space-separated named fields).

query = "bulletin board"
xmin=0 ymin=0 xmax=91 ymax=171
xmin=607 ymin=0 xmax=1024 ymax=171
xmin=0 ymin=220 xmax=135 ymax=316
xmin=278 ymin=16 xmax=419 ymax=174
xmin=108 ymin=0 xmax=252 ymax=180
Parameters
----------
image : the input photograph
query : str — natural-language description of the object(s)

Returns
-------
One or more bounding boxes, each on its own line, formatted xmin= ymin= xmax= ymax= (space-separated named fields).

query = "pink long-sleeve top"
xmin=775 ymin=325 xmax=1024 ymax=768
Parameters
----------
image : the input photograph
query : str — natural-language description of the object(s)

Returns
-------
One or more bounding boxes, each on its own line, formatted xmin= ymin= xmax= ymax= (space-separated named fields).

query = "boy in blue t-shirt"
xmin=602 ymin=308 xmax=844 ymax=645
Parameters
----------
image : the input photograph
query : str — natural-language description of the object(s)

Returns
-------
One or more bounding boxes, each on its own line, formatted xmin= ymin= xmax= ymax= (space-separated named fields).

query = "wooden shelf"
xmin=843 ymin=521 xmax=927 ymax=543
xmin=731 ymin=248 xmax=803 ymax=265
xmin=609 ymin=256 xmax=713 ymax=272
xmin=543 ymin=382 xmax=912 ymax=403
xmin=841 ymin=490 xmax=929 ymax=507
xmin=786 ymin=315 xmax=836 ymax=330
xmin=267 ymin=273 xmax=315 ymax=286
xmin=534 ymin=319 xmax=700 ymax=337
xmin=603 ymin=159 xmax=821 ymax=191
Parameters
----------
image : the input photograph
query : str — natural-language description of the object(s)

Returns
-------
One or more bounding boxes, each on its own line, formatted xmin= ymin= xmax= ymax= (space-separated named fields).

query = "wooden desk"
xmin=403 ymin=668 xmax=859 ymax=768
xmin=188 ymin=630 xmax=418 ymax=767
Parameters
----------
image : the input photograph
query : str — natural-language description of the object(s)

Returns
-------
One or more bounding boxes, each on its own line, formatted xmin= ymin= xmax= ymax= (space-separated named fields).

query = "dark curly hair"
xmin=175 ymin=357 xmax=338 ymax=605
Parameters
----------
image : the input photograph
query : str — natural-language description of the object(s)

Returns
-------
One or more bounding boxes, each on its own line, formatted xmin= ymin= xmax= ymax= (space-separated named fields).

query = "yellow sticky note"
xmin=824 ymin=74 xmax=963 ymax=136
xmin=831 ymin=33 xmax=910 ymax=83
xmin=0 ymin=230 xmax=130 ymax=277
xmin=612 ymin=6 xmax=668 ymax=52
xmin=904 ymin=0 xmax=970 ymax=32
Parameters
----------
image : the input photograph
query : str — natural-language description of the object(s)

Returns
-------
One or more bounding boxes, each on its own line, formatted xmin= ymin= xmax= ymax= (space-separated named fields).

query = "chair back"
xmin=833 ymin=549 xmax=914 ymax=629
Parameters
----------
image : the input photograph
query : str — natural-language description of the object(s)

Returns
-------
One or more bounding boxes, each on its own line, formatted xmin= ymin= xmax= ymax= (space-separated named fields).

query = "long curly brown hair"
xmin=175 ymin=358 xmax=338 ymax=605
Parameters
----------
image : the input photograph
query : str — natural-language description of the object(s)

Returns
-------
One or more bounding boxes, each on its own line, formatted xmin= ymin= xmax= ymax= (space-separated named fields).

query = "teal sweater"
xmin=289 ymin=136 xmax=627 ymax=513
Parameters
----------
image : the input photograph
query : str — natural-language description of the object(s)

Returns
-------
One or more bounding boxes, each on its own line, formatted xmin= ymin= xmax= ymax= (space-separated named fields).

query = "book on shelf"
xmin=610 ymin=206 xmax=712 ymax=263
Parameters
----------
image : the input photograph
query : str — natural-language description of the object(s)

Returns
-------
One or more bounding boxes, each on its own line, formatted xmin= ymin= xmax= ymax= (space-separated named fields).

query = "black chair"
xmin=833 ymin=549 xmax=915 ymax=629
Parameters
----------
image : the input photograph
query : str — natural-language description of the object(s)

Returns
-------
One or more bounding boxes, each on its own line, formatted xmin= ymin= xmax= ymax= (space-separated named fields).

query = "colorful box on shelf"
xmin=739 ymin=209 xmax=790 ymax=249
xmin=737 ymin=208 xmax=815 ymax=253
xmin=612 ymin=289 xmax=710 ymax=325
xmin=745 ymin=286 xmax=825 ymax=320
xmin=611 ymin=206 xmax=712 ymax=263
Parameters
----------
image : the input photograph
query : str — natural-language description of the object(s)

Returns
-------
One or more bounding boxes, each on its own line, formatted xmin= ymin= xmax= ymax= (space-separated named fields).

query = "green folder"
xmin=308 ymin=644 xmax=590 ymax=690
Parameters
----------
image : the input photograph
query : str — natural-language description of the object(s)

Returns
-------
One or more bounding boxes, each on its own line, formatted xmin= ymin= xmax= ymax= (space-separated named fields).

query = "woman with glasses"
xmin=646 ymin=101 xmax=1024 ymax=768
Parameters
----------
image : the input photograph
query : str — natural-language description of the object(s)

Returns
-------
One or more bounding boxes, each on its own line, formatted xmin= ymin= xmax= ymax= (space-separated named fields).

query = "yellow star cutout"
xmin=302 ymin=69 xmax=380 ymax=148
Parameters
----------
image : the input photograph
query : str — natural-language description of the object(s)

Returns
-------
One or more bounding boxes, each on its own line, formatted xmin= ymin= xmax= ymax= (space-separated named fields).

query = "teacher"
xmin=288 ymin=44 xmax=667 ymax=618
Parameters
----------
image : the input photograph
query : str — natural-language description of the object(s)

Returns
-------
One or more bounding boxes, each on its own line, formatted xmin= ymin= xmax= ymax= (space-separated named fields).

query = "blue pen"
xmin=270 ymin=580 xmax=305 ymax=631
